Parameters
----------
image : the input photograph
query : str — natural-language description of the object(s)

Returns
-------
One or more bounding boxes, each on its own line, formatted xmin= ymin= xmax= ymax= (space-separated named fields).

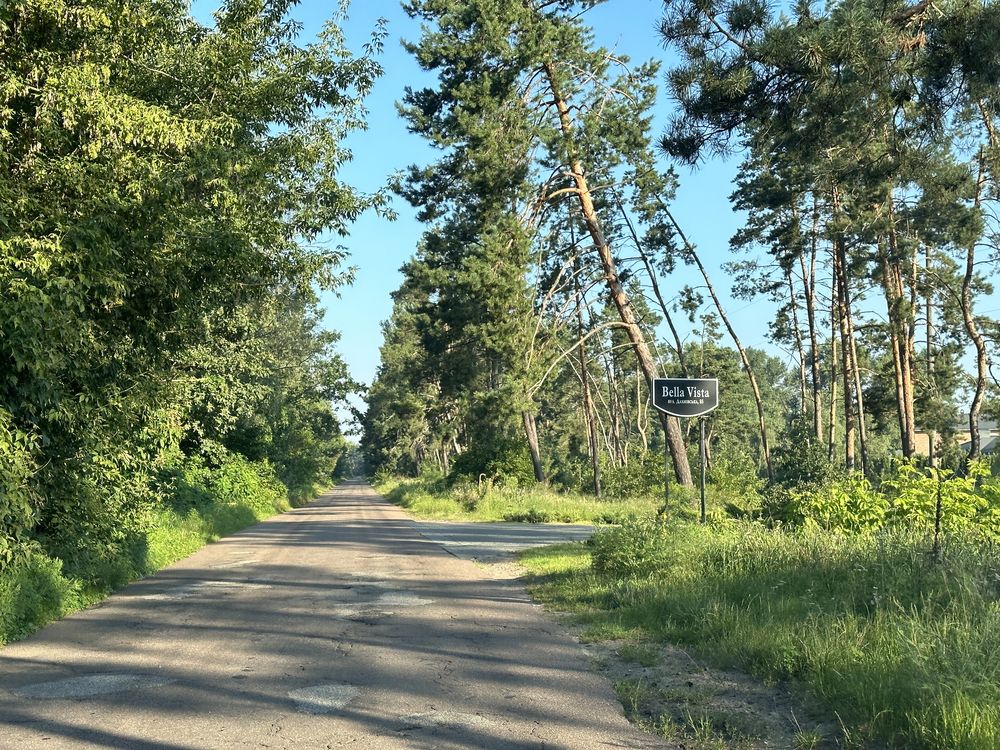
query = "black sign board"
xmin=651 ymin=378 xmax=719 ymax=418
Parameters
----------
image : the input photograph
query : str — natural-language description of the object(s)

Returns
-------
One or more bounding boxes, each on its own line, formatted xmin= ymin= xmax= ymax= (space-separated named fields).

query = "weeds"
xmin=1 ymin=452 xmax=296 ymax=646
xmin=376 ymin=475 xmax=672 ymax=523
xmin=521 ymin=521 xmax=1000 ymax=750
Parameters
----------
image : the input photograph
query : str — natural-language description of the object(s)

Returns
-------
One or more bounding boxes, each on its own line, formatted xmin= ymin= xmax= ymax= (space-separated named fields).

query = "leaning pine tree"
xmin=400 ymin=0 xmax=694 ymax=485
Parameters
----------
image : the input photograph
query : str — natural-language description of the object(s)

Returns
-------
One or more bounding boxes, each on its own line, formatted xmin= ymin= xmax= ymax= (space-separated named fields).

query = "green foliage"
xmin=884 ymin=459 xmax=1000 ymax=537
xmin=784 ymin=473 xmax=888 ymax=533
xmin=765 ymin=459 xmax=1000 ymax=538
xmin=450 ymin=435 xmax=537 ymax=487
xmin=0 ymin=548 xmax=81 ymax=646
xmin=523 ymin=521 xmax=1000 ymax=750
xmin=0 ymin=0 xmax=377 ymax=641
xmin=0 ymin=447 xmax=292 ymax=645
xmin=591 ymin=518 xmax=685 ymax=579
xmin=376 ymin=474 xmax=658 ymax=524
xmin=706 ymin=449 xmax=765 ymax=516
xmin=0 ymin=408 xmax=39 ymax=567
xmin=600 ymin=452 xmax=666 ymax=500
xmin=145 ymin=452 xmax=289 ymax=570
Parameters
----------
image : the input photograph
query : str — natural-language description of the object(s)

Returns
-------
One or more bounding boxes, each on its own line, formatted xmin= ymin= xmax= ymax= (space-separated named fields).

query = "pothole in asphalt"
xmin=330 ymin=605 xmax=392 ymax=620
xmin=375 ymin=592 xmax=434 ymax=607
xmin=133 ymin=581 xmax=272 ymax=600
xmin=13 ymin=674 xmax=176 ymax=699
xmin=288 ymin=684 xmax=360 ymax=714
xmin=398 ymin=711 xmax=497 ymax=731
xmin=210 ymin=559 xmax=260 ymax=569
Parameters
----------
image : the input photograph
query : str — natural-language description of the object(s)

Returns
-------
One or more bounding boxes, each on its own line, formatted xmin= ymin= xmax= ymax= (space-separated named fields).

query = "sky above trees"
xmin=193 ymin=0 xmax=753 ymax=395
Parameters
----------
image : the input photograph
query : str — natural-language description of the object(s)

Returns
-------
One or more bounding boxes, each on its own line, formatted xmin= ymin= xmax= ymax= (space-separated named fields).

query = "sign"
xmin=651 ymin=378 xmax=719 ymax=418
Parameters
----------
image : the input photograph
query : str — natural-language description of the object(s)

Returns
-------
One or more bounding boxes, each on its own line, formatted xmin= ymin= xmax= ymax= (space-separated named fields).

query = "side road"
xmin=0 ymin=480 xmax=670 ymax=749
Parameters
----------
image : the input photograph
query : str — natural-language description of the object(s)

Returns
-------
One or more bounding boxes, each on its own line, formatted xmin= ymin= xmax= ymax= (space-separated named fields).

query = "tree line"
xmin=362 ymin=0 xmax=1000 ymax=494
xmin=1 ymin=0 xmax=384 ymax=581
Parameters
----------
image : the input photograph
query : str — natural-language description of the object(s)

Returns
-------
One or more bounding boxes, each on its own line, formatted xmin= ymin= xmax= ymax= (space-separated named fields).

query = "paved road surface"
xmin=413 ymin=521 xmax=595 ymax=563
xmin=0 ymin=481 xmax=668 ymax=749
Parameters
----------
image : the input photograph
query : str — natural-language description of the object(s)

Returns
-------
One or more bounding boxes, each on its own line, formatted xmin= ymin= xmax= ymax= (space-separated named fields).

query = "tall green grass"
xmin=521 ymin=520 xmax=1000 ymax=750
xmin=0 ymin=453 xmax=295 ymax=646
xmin=376 ymin=475 xmax=671 ymax=523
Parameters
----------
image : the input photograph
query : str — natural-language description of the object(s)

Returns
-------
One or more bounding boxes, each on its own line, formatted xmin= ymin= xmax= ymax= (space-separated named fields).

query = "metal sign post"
xmin=651 ymin=378 xmax=719 ymax=522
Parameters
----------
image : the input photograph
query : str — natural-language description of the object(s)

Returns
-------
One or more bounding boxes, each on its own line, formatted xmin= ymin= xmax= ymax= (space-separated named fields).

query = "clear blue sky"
xmin=193 ymin=0 xmax=783 ymax=426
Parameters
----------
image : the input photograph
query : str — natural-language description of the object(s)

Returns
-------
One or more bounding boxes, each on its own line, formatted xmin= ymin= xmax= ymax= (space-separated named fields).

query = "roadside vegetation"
xmin=378 ymin=459 xmax=1000 ymax=749
xmin=0 ymin=2 xmax=381 ymax=644
xmin=1 ymin=451 xmax=296 ymax=645
xmin=362 ymin=5 xmax=1000 ymax=746
xmin=521 ymin=518 xmax=999 ymax=750
xmin=376 ymin=473 xmax=666 ymax=524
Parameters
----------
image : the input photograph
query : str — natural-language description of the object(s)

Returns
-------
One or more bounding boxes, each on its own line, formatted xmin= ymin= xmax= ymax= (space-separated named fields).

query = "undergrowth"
xmin=375 ymin=474 xmax=676 ymax=524
xmin=520 ymin=522 xmax=1000 ymax=750
xmin=0 ymin=451 xmax=297 ymax=646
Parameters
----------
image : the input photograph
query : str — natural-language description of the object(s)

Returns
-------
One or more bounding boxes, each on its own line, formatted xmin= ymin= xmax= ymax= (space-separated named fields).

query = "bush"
xmin=600 ymin=451 xmax=665 ymax=499
xmin=1 ymin=448 xmax=294 ymax=646
xmin=450 ymin=437 xmax=537 ymax=487
xmin=708 ymin=449 xmax=765 ymax=516
xmin=0 ymin=547 xmax=81 ymax=645
xmin=784 ymin=472 xmax=888 ymax=532
xmin=591 ymin=517 xmax=693 ymax=578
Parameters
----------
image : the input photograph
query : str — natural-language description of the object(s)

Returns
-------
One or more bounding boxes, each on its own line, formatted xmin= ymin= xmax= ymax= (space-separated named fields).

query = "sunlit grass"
xmin=519 ymin=520 xmax=1000 ymax=750
xmin=376 ymin=475 xmax=670 ymax=524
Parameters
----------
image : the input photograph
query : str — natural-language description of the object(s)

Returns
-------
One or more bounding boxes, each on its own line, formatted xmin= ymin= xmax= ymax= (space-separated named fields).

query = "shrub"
xmin=708 ymin=449 xmax=765 ymax=516
xmin=450 ymin=437 xmax=537 ymax=487
xmin=600 ymin=451 xmax=664 ymax=499
xmin=0 ymin=547 xmax=80 ymax=645
xmin=884 ymin=459 xmax=999 ymax=537
xmin=591 ymin=517 xmax=695 ymax=578
xmin=784 ymin=472 xmax=888 ymax=532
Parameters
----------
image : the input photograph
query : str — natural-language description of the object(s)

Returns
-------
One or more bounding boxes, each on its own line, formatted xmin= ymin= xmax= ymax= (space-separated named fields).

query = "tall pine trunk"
xmin=963 ymin=148 xmax=990 ymax=461
xmin=828 ymin=265 xmax=839 ymax=462
xmin=804 ymin=196 xmax=824 ymax=442
xmin=522 ymin=411 xmax=545 ymax=483
xmin=880 ymin=199 xmax=918 ymax=459
xmin=575 ymin=259 xmax=602 ymax=496
xmin=543 ymin=60 xmax=692 ymax=486
xmin=834 ymin=241 xmax=856 ymax=471
xmin=787 ymin=270 xmax=808 ymax=419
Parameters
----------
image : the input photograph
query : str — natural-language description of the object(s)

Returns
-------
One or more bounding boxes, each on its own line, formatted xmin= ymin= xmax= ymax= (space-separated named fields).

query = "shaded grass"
xmin=376 ymin=475 xmax=672 ymax=523
xmin=1 ymin=454 xmax=298 ymax=646
xmin=519 ymin=522 xmax=1000 ymax=750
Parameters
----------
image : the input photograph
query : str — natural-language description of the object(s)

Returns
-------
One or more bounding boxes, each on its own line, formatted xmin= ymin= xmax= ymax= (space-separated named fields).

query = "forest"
xmin=362 ymin=0 xmax=1000 ymax=508
xmin=359 ymin=3 xmax=1000 ymax=747
xmin=2 ymin=0 xmax=1000 ymax=747
xmin=0 ymin=0 xmax=384 ymax=641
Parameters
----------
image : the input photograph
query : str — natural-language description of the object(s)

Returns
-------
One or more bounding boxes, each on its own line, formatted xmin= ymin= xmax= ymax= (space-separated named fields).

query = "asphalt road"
xmin=0 ymin=480 xmax=668 ymax=749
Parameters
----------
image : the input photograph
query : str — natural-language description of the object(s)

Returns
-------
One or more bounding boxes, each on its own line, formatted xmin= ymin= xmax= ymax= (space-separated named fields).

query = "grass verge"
xmin=518 ymin=520 xmax=1000 ymax=750
xmin=375 ymin=475 xmax=666 ymax=523
xmin=1 ymin=453 xmax=304 ymax=646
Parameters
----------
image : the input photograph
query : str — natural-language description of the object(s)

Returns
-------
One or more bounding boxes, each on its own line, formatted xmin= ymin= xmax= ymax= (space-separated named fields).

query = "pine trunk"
xmin=828 ymin=266 xmax=839 ymax=462
xmin=575 ymin=263 xmax=602 ymax=497
xmin=804 ymin=197 xmax=824 ymax=442
xmin=963 ymin=149 xmax=990 ymax=461
xmin=543 ymin=60 xmax=693 ymax=486
xmin=834 ymin=242 xmax=856 ymax=471
xmin=787 ymin=270 xmax=809 ymax=420
xmin=880 ymin=210 xmax=918 ymax=459
xmin=926 ymin=246 xmax=937 ymax=467
xmin=522 ymin=411 xmax=545 ymax=483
